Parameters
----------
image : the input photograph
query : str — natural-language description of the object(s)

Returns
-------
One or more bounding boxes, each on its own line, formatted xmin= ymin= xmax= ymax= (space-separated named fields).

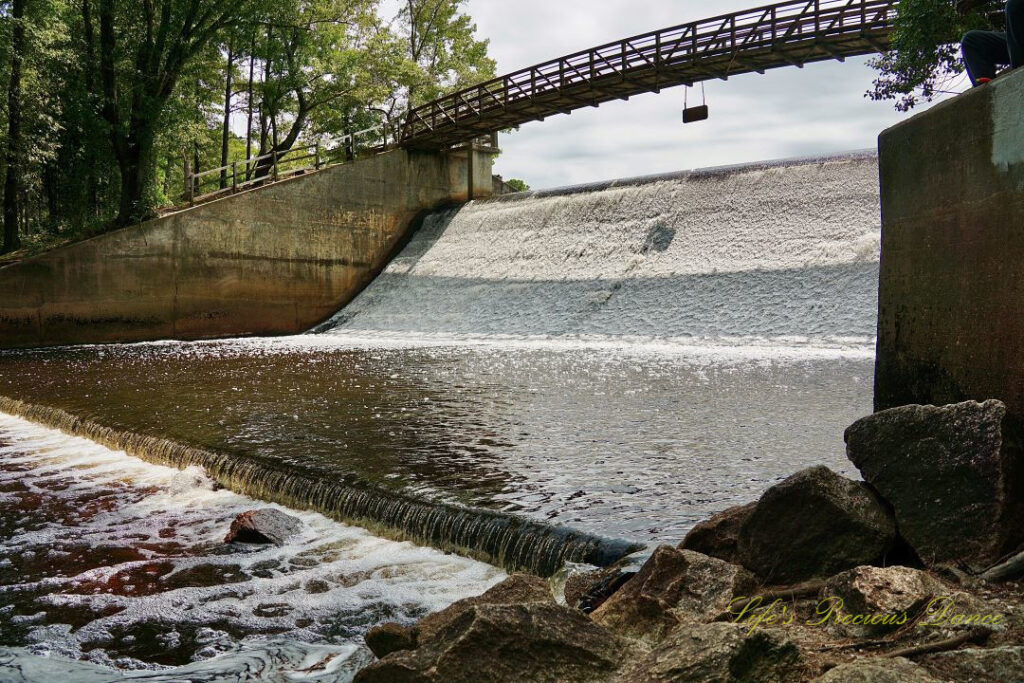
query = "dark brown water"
xmin=0 ymin=338 xmax=871 ymax=545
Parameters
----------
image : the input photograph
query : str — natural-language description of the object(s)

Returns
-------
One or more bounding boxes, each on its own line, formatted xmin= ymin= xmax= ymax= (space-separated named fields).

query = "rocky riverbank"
xmin=355 ymin=400 xmax=1024 ymax=682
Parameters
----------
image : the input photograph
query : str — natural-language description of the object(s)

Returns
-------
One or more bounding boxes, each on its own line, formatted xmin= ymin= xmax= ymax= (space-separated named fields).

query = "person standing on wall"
xmin=960 ymin=0 xmax=1024 ymax=85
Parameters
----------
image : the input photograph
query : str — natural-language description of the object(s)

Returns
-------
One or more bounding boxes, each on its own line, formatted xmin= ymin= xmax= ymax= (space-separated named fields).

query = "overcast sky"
xmin=459 ymin=0 xmax=969 ymax=190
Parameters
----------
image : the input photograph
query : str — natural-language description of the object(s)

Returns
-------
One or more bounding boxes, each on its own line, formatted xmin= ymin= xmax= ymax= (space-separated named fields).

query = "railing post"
xmin=272 ymin=150 xmax=279 ymax=182
xmin=232 ymin=161 xmax=238 ymax=192
xmin=183 ymin=156 xmax=193 ymax=205
xmin=315 ymin=143 xmax=322 ymax=169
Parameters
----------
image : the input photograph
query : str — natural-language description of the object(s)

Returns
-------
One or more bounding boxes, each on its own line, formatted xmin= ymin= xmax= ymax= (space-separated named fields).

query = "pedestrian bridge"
xmin=401 ymin=0 xmax=897 ymax=149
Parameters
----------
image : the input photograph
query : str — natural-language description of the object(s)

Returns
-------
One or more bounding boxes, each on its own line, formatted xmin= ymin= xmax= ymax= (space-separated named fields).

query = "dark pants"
xmin=963 ymin=0 xmax=1024 ymax=83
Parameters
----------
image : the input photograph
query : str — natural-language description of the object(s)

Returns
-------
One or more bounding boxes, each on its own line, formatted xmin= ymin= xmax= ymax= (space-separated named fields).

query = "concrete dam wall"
xmin=0 ymin=147 xmax=494 ymax=349
xmin=320 ymin=152 xmax=882 ymax=349
xmin=875 ymin=65 xmax=1024 ymax=425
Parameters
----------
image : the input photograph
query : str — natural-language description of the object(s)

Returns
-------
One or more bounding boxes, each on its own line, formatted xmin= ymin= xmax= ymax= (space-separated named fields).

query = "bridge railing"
xmin=181 ymin=121 xmax=399 ymax=207
xmin=401 ymin=0 xmax=897 ymax=145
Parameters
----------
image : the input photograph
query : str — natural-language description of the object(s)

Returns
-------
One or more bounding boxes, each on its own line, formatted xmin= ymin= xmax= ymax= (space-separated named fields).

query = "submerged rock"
xmin=820 ymin=566 xmax=946 ymax=637
xmin=618 ymin=622 xmax=804 ymax=682
xmin=845 ymin=400 xmax=1024 ymax=569
xmin=736 ymin=466 xmax=896 ymax=583
xmin=680 ymin=502 xmax=756 ymax=564
xmin=355 ymin=603 xmax=631 ymax=683
xmin=591 ymin=546 xmax=757 ymax=640
xmin=224 ymin=508 xmax=303 ymax=546
xmin=364 ymin=622 xmax=416 ymax=659
xmin=811 ymin=657 xmax=939 ymax=682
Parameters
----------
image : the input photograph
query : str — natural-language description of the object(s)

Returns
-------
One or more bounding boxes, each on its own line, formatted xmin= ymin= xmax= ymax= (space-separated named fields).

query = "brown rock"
xmin=845 ymin=400 xmax=1024 ymax=569
xmin=680 ymin=502 xmax=756 ymax=563
xmin=736 ymin=466 xmax=896 ymax=583
xmin=919 ymin=645 xmax=1024 ymax=682
xmin=224 ymin=508 xmax=302 ymax=546
xmin=414 ymin=573 xmax=553 ymax=643
xmin=820 ymin=566 xmax=947 ymax=637
xmin=562 ymin=554 xmax=646 ymax=614
xmin=811 ymin=657 xmax=939 ymax=682
xmin=618 ymin=622 xmax=804 ymax=682
xmin=364 ymin=622 xmax=416 ymax=659
xmin=354 ymin=603 xmax=631 ymax=683
xmin=591 ymin=546 xmax=757 ymax=641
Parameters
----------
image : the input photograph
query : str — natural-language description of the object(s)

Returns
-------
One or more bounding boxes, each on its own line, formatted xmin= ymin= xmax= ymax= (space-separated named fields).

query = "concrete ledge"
xmin=0 ymin=148 xmax=494 ymax=349
xmin=875 ymin=67 xmax=1024 ymax=424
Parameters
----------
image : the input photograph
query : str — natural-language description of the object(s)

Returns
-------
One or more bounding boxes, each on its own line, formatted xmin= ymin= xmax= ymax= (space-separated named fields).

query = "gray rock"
xmin=354 ymin=603 xmax=631 ymax=683
xmin=562 ymin=553 xmax=647 ymax=614
xmin=820 ymin=566 xmax=947 ymax=638
xmin=812 ymin=657 xmax=939 ymax=682
xmin=919 ymin=645 xmax=1024 ymax=682
xmin=591 ymin=546 xmax=757 ymax=641
xmin=618 ymin=622 xmax=804 ymax=682
xmin=736 ymin=466 xmax=896 ymax=583
xmin=224 ymin=508 xmax=303 ymax=546
xmin=845 ymin=400 xmax=1024 ymax=569
xmin=680 ymin=502 xmax=756 ymax=564
xmin=364 ymin=622 xmax=416 ymax=659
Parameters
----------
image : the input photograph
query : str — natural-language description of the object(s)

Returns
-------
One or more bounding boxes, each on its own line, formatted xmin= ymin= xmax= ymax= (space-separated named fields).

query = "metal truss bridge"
xmin=400 ymin=0 xmax=898 ymax=150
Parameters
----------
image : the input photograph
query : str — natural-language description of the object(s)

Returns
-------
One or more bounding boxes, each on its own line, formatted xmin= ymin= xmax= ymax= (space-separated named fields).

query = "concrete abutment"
xmin=0 ymin=146 xmax=495 ymax=348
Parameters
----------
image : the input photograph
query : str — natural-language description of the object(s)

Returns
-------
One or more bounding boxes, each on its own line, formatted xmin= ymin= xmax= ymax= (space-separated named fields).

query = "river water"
xmin=0 ymin=152 xmax=880 ymax=679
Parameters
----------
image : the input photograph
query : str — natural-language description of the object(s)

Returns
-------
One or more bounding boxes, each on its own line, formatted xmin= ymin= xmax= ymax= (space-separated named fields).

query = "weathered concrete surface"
xmin=875 ymin=66 xmax=1024 ymax=425
xmin=0 ymin=147 xmax=493 ymax=348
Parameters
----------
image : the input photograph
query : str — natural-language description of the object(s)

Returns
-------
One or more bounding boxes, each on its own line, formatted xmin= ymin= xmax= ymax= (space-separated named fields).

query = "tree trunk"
xmin=116 ymin=127 xmax=157 ymax=226
xmin=2 ymin=0 xmax=25 ymax=254
xmin=245 ymin=37 xmax=256 ymax=178
xmin=220 ymin=40 xmax=234 ymax=190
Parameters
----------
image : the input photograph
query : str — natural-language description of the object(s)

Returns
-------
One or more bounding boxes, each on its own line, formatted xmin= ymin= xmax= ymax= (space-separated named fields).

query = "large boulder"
xmin=919 ymin=646 xmax=1024 ymax=682
xmin=735 ymin=466 xmax=896 ymax=583
xmin=224 ymin=508 xmax=302 ymax=546
xmin=618 ymin=622 xmax=804 ymax=683
xmin=820 ymin=566 xmax=946 ymax=638
xmin=845 ymin=400 xmax=1024 ymax=569
xmin=811 ymin=657 xmax=939 ymax=682
xmin=591 ymin=546 xmax=757 ymax=640
xmin=680 ymin=502 xmax=756 ymax=564
xmin=354 ymin=603 xmax=632 ymax=683
xmin=364 ymin=623 xmax=416 ymax=659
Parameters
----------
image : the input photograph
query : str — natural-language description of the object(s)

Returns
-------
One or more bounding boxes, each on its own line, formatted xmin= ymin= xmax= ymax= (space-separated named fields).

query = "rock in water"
xmin=821 ymin=566 xmax=947 ymax=637
xmin=591 ymin=546 xmax=757 ymax=640
xmin=845 ymin=400 xmax=1024 ymax=569
xmin=354 ymin=603 xmax=631 ymax=683
xmin=224 ymin=508 xmax=303 ymax=546
xmin=736 ymin=466 xmax=896 ymax=583
xmin=364 ymin=623 xmax=416 ymax=659
xmin=619 ymin=623 xmax=804 ymax=683
xmin=680 ymin=502 xmax=756 ymax=564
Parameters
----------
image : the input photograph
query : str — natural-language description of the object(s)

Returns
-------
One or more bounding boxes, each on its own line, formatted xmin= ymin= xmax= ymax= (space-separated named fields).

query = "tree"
xmin=1 ymin=0 xmax=24 ymax=254
xmin=868 ymin=0 xmax=997 ymax=111
xmin=76 ymin=0 xmax=247 ymax=225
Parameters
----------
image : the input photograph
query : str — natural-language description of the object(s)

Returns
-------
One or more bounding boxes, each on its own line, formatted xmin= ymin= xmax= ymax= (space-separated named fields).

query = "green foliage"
xmin=0 ymin=0 xmax=496 ymax=254
xmin=505 ymin=178 xmax=529 ymax=192
xmin=868 ymin=0 xmax=995 ymax=111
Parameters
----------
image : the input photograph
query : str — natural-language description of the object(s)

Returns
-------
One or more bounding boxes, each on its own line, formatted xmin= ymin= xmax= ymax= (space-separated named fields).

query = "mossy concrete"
xmin=0 ymin=147 xmax=493 ymax=348
xmin=875 ymin=67 xmax=1024 ymax=424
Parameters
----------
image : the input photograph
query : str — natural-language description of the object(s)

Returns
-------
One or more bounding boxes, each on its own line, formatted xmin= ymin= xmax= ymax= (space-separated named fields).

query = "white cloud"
xmin=464 ymin=0 xmax=969 ymax=189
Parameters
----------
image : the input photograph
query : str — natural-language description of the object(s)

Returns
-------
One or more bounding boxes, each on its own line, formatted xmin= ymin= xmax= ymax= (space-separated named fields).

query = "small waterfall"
xmin=320 ymin=152 xmax=881 ymax=347
xmin=0 ymin=396 xmax=639 ymax=576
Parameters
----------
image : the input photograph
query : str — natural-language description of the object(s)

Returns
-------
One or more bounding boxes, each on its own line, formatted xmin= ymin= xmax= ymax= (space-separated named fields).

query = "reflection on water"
xmin=0 ymin=415 xmax=502 ymax=679
xmin=0 ymin=339 xmax=871 ymax=544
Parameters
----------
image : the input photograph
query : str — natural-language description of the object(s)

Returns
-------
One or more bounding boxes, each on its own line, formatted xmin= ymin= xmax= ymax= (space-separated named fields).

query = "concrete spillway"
xmin=321 ymin=151 xmax=881 ymax=348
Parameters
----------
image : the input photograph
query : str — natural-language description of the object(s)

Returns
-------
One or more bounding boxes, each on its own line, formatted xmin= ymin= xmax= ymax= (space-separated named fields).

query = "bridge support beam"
xmin=875 ymin=67 xmax=1024 ymax=425
xmin=0 ymin=147 xmax=496 ymax=349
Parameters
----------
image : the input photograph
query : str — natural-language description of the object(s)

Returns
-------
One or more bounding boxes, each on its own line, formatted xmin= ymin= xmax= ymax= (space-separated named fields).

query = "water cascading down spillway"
xmin=0 ymin=151 xmax=882 ymax=578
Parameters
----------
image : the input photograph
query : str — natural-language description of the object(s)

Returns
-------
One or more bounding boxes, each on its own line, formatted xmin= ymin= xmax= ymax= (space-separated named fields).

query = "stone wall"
xmin=875 ymin=67 xmax=1024 ymax=424
xmin=0 ymin=147 xmax=493 ymax=348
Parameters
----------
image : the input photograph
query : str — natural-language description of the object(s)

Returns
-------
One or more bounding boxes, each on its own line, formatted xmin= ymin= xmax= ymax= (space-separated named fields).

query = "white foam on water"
xmin=0 ymin=413 xmax=505 ymax=681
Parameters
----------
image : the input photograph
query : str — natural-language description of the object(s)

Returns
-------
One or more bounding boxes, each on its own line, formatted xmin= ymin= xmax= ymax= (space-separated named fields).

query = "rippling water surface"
xmin=0 ymin=339 xmax=871 ymax=544
xmin=0 ymin=414 xmax=502 ymax=680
